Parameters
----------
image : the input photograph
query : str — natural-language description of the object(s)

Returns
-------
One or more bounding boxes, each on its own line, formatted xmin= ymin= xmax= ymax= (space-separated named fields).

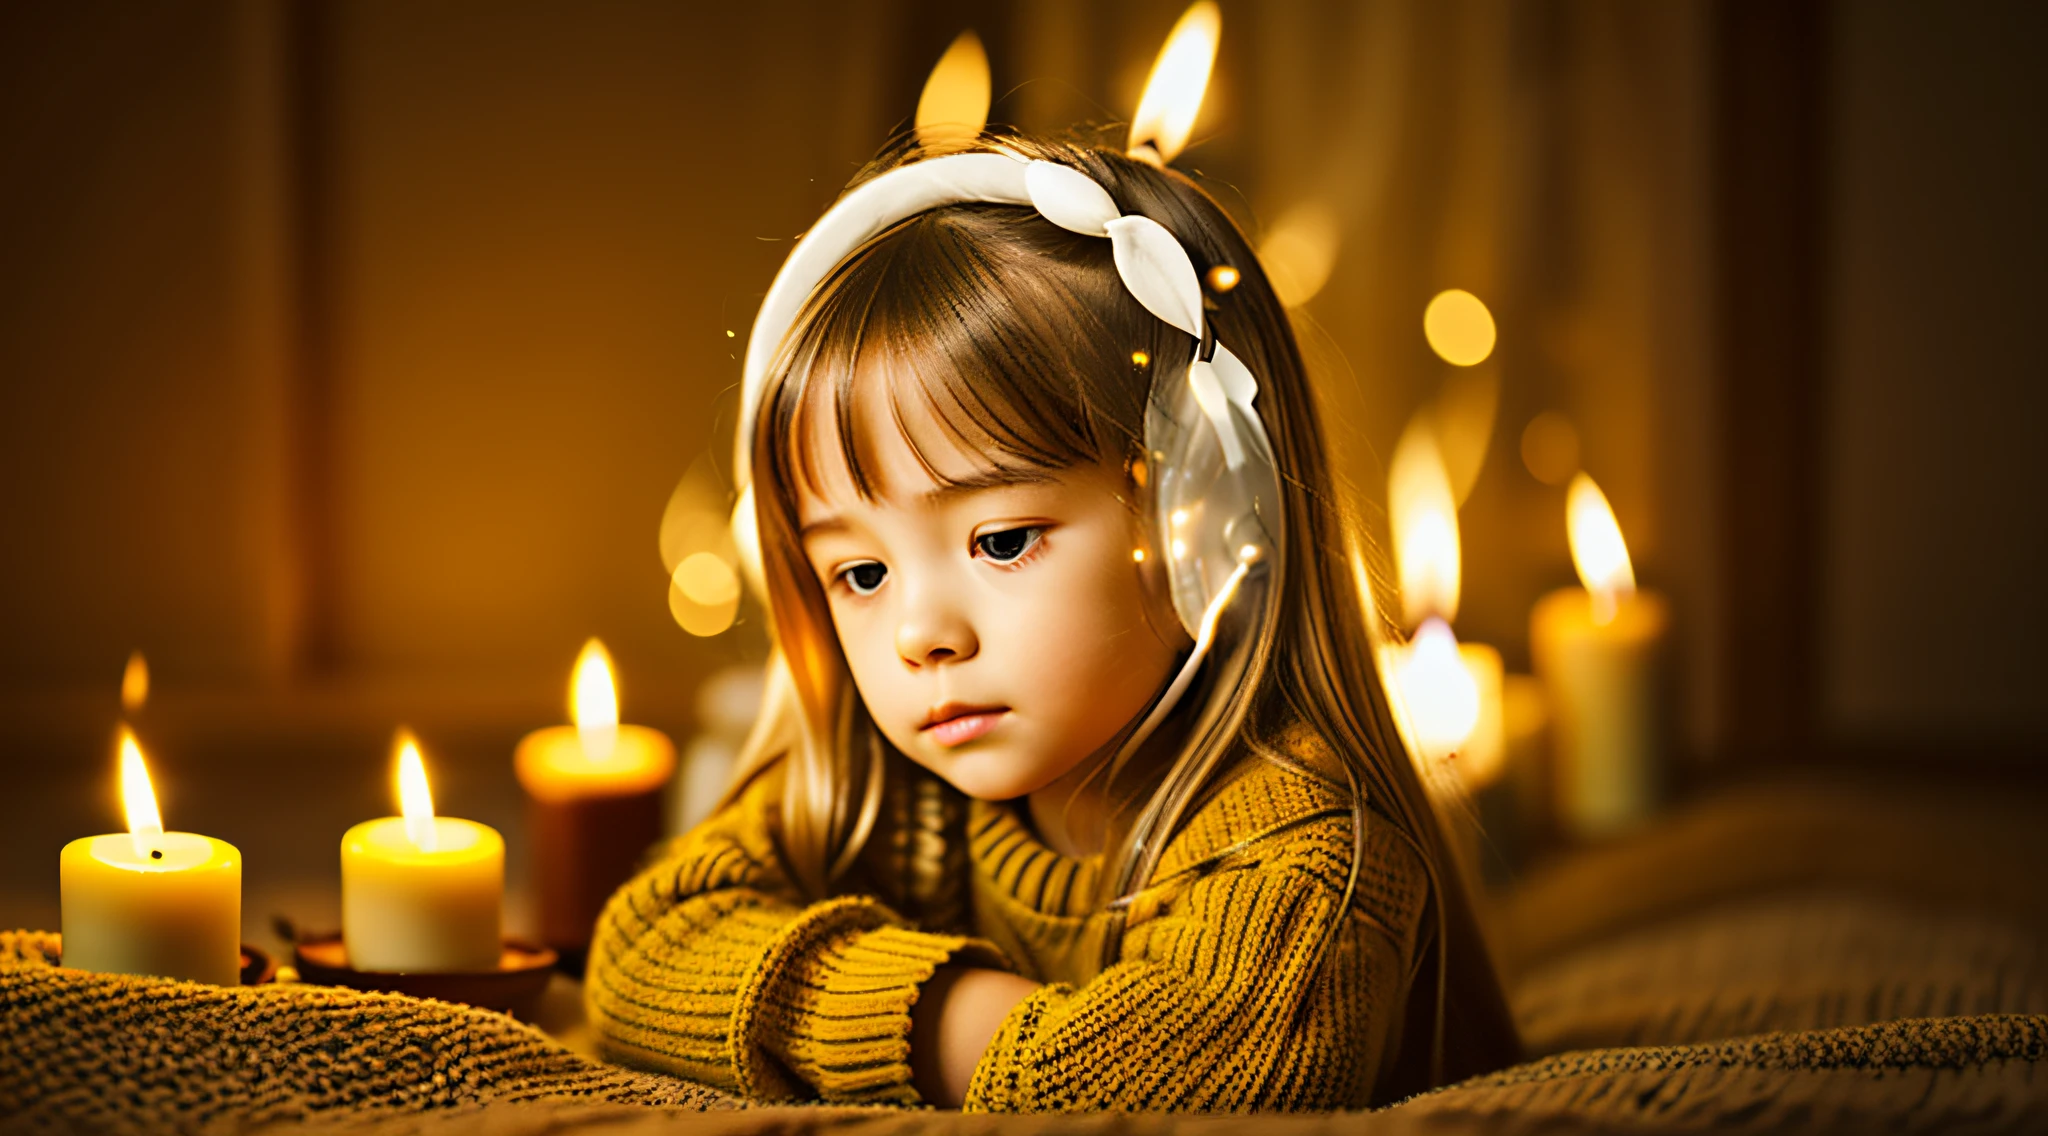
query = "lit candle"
xmin=1389 ymin=620 xmax=1479 ymax=770
xmin=1383 ymin=420 xmax=1506 ymax=797
xmin=1530 ymin=473 xmax=1670 ymax=839
xmin=60 ymin=729 xmax=242 ymax=985
xmin=513 ymin=639 xmax=675 ymax=964
xmin=342 ymin=731 xmax=504 ymax=973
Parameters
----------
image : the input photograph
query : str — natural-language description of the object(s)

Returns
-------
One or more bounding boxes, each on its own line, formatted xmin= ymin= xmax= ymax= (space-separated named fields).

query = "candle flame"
xmin=119 ymin=727 xmax=164 ymax=858
xmin=915 ymin=30 xmax=990 ymax=149
xmin=1128 ymin=1 xmax=1220 ymax=165
xmin=394 ymin=729 xmax=438 ymax=852
xmin=120 ymin=650 xmax=149 ymax=712
xmin=571 ymin=638 xmax=619 ymax=762
xmin=1567 ymin=473 xmax=1636 ymax=624
xmin=1388 ymin=418 xmax=1461 ymax=628
xmin=1395 ymin=618 xmax=1481 ymax=764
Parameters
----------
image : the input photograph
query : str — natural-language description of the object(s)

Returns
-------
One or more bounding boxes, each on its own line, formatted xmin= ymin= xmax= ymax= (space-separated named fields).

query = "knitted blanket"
xmin=0 ymin=930 xmax=729 ymax=1132
xmin=6 ymin=929 xmax=2046 ymax=1135
xmin=1514 ymin=890 xmax=2048 ymax=1054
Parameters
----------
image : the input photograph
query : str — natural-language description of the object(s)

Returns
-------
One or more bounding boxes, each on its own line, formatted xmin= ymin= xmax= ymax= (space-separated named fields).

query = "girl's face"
xmin=794 ymin=388 xmax=1189 ymax=803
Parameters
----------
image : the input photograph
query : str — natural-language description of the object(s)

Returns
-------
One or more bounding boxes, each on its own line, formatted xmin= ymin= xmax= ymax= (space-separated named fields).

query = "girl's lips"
xmin=922 ymin=708 xmax=1008 ymax=748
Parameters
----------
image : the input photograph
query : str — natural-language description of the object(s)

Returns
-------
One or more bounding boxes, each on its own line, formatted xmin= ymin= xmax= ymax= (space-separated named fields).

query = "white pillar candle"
xmin=60 ymin=730 xmax=242 ymax=986
xmin=1531 ymin=474 xmax=1670 ymax=839
xmin=341 ymin=731 xmax=504 ymax=973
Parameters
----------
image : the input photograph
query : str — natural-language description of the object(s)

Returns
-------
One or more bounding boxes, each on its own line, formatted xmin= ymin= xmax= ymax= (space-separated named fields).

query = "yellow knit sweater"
xmin=586 ymin=735 xmax=1430 ymax=1111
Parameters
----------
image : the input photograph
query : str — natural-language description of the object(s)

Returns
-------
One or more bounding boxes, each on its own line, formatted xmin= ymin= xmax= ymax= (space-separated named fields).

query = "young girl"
xmin=586 ymin=128 xmax=1519 ymax=1110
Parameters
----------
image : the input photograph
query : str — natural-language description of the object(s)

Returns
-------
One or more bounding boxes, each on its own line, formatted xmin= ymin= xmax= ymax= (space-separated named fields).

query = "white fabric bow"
xmin=1025 ymin=160 xmax=1259 ymax=469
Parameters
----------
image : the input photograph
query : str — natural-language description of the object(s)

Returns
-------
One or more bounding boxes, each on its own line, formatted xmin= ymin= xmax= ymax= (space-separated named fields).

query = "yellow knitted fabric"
xmin=586 ymin=737 xmax=1428 ymax=1112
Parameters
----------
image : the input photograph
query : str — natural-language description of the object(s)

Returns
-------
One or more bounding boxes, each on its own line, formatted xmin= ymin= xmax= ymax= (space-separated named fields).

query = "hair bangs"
xmin=771 ymin=202 xmax=1172 ymax=506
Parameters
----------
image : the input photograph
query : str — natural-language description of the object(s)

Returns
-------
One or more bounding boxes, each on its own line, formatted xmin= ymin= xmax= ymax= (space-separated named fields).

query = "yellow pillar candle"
xmin=341 ymin=731 xmax=504 ymax=973
xmin=516 ymin=640 xmax=676 ymax=800
xmin=516 ymin=723 xmax=674 ymax=796
xmin=1531 ymin=474 xmax=1670 ymax=839
xmin=1455 ymin=642 xmax=1505 ymax=792
xmin=61 ymin=730 xmax=242 ymax=986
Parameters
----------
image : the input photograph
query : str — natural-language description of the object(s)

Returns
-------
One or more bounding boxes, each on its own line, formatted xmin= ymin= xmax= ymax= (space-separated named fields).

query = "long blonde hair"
xmin=724 ymin=136 xmax=1518 ymax=1089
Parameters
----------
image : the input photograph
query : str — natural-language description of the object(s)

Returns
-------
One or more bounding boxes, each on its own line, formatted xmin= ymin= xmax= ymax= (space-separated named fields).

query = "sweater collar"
xmin=967 ymin=798 xmax=1102 ymax=920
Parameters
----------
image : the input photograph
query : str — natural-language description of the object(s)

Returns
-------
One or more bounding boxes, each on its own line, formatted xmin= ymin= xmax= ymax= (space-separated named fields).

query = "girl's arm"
xmin=585 ymin=770 xmax=1006 ymax=1105
xmin=961 ymin=809 xmax=1426 ymax=1112
xmin=909 ymin=966 xmax=1041 ymax=1106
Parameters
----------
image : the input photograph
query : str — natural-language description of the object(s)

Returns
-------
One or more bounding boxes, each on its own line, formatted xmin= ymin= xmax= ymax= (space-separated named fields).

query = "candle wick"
xmin=150 ymin=849 xmax=163 ymax=860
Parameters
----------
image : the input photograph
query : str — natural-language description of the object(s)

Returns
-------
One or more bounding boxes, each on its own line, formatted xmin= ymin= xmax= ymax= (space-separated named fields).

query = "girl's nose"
xmin=895 ymin=602 xmax=979 ymax=668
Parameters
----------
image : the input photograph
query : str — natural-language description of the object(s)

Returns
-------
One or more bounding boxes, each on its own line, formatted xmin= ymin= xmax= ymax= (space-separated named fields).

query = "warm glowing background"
xmin=0 ymin=1 xmax=2042 ymax=934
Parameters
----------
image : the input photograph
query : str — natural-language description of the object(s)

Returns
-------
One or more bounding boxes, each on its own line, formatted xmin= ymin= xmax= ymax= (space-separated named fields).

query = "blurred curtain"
xmin=0 ymin=0 xmax=1720 ymax=758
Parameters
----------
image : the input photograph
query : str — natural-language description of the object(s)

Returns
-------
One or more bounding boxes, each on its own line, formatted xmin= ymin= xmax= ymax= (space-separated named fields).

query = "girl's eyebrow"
xmin=798 ymin=515 xmax=847 ymax=540
xmin=800 ymin=469 xmax=1057 ymax=539
xmin=921 ymin=468 xmax=1056 ymax=504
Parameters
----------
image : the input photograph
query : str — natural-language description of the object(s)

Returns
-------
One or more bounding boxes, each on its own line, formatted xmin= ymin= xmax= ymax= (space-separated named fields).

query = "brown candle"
xmin=514 ymin=641 xmax=675 ymax=971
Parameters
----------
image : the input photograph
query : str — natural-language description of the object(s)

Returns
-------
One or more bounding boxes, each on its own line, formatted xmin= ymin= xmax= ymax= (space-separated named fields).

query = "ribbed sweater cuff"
xmin=964 ymin=982 xmax=1064 ymax=1112
xmin=734 ymin=896 xmax=1003 ymax=1104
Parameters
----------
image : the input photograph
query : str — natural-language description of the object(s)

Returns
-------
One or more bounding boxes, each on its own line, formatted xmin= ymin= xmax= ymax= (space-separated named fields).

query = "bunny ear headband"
xmin=733 ymin=3 xmax=1282 ymax=653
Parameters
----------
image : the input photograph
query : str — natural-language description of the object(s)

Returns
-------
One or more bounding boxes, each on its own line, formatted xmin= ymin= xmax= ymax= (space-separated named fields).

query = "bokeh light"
xmin=120 ymin=650 xmax=148 ymax=712
xmin=1423 ymin=289 xmax=1497 ymax=366
xmin=1520 ymin=411 xmax=1580 ymax=486
xmin=669 ymin=553 xmax=740 ymax=638
xmin=1260 ymin=202 xmax=1340 ymax=308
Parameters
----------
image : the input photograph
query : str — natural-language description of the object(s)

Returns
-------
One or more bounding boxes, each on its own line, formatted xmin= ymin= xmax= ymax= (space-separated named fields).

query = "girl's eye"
xmin=839 ymin=561 xmax=887 ymax=596
xmin=974 ymin=526 xmax=1043 ymax=564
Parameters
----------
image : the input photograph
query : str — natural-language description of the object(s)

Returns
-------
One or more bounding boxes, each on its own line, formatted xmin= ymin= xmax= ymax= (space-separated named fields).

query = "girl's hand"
xmin=909 ymin=966 xmax=1041 ymax=1107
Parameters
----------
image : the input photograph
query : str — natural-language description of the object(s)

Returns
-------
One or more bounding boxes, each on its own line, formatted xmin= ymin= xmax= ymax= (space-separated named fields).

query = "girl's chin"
xmin=912 ymin=742 xmax=1077 ymax=803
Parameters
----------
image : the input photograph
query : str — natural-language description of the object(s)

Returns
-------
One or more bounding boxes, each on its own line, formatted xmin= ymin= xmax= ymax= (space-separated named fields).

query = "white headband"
xmin=733 ymin=151 xmax=1267 ymax=495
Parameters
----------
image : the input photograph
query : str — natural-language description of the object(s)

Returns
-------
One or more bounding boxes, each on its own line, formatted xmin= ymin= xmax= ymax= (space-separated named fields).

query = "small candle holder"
xmin=53 ymin=943 xmax=276 ymax=986
xmin=240 ymin=944 xmax=277 ymax=986
xmin=290 ymin=932 xmax=556 ymax=1019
